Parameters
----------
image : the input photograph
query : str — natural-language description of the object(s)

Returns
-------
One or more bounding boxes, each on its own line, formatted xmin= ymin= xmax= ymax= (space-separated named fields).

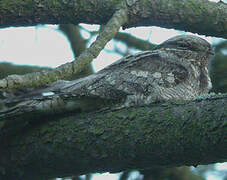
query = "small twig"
xmin=68 ymin=8 xmax=128 ymax=76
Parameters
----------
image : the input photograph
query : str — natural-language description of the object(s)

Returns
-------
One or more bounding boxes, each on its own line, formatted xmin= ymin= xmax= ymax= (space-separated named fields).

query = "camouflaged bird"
xmin=0 ymin=35 xmax=214 ymax=121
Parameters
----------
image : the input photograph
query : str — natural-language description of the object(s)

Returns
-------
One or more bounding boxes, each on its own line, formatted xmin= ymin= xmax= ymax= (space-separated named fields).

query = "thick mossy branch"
xmin=0 ymin=0 xmax=226 ymax=38
xmin=125 ymin=0 xmax=227 ymax=38
xmin=0 ymin=8 xmax=128 ymax=90
xmin=0 ymin=94 xmax=226 ymax=179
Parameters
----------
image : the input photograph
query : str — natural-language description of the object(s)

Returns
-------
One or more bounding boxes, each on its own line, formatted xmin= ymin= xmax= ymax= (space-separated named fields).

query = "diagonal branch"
xmin=0 ymin=7 xmax=128 ymax=90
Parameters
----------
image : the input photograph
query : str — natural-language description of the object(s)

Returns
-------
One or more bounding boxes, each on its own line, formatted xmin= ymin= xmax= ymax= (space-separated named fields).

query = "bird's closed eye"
xmin=177 ymin=42 xmax=188 ymax=49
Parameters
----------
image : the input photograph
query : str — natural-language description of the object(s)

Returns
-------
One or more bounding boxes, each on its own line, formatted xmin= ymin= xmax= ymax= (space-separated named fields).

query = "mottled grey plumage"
xmin=0 ymin=35 xmax=214 ymax=120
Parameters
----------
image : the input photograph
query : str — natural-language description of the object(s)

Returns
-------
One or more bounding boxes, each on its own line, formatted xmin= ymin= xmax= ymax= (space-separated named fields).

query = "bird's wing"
xmin=99 ymin=50 xmax=188 ymax=89
xmin=0 ymin=72 xmax=127 ymax=121
xmin=0 ymin=50 xmax=189 ymax=122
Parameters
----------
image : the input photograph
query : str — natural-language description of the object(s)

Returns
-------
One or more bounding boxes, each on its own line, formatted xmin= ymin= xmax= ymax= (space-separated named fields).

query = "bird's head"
xmin=153 ymin=35 xmax=214 ymax=93
xmin=153 ymin=35 xmax=214 ymax=64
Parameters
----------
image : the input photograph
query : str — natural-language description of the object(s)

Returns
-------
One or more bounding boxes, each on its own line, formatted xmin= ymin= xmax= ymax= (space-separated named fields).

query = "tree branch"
xmin=0 ymin=7 xmax=128 ymax=90
xmin=114 ymin=32 xmax=156 ymax=50
xmin=125 ymin=0 xmax=227 ymax=39
xmin=0 ymin=94 xmax=226 ymax=179
xmin=0 ymin=0 xmax=226 ymax=38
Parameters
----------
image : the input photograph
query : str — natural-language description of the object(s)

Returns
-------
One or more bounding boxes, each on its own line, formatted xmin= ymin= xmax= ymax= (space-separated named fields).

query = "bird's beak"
xmin=208 ymin=51 xmax=215 ymax=56
xmin=208 ymin=47 xmax=215 ymax=56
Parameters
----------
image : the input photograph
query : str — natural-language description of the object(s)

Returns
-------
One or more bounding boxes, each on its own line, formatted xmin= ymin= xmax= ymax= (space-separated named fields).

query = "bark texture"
xmin=0 ymin=0 xmax=226 ymax=38
xmin=0 ymin=94 xmax=226 ymax=179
